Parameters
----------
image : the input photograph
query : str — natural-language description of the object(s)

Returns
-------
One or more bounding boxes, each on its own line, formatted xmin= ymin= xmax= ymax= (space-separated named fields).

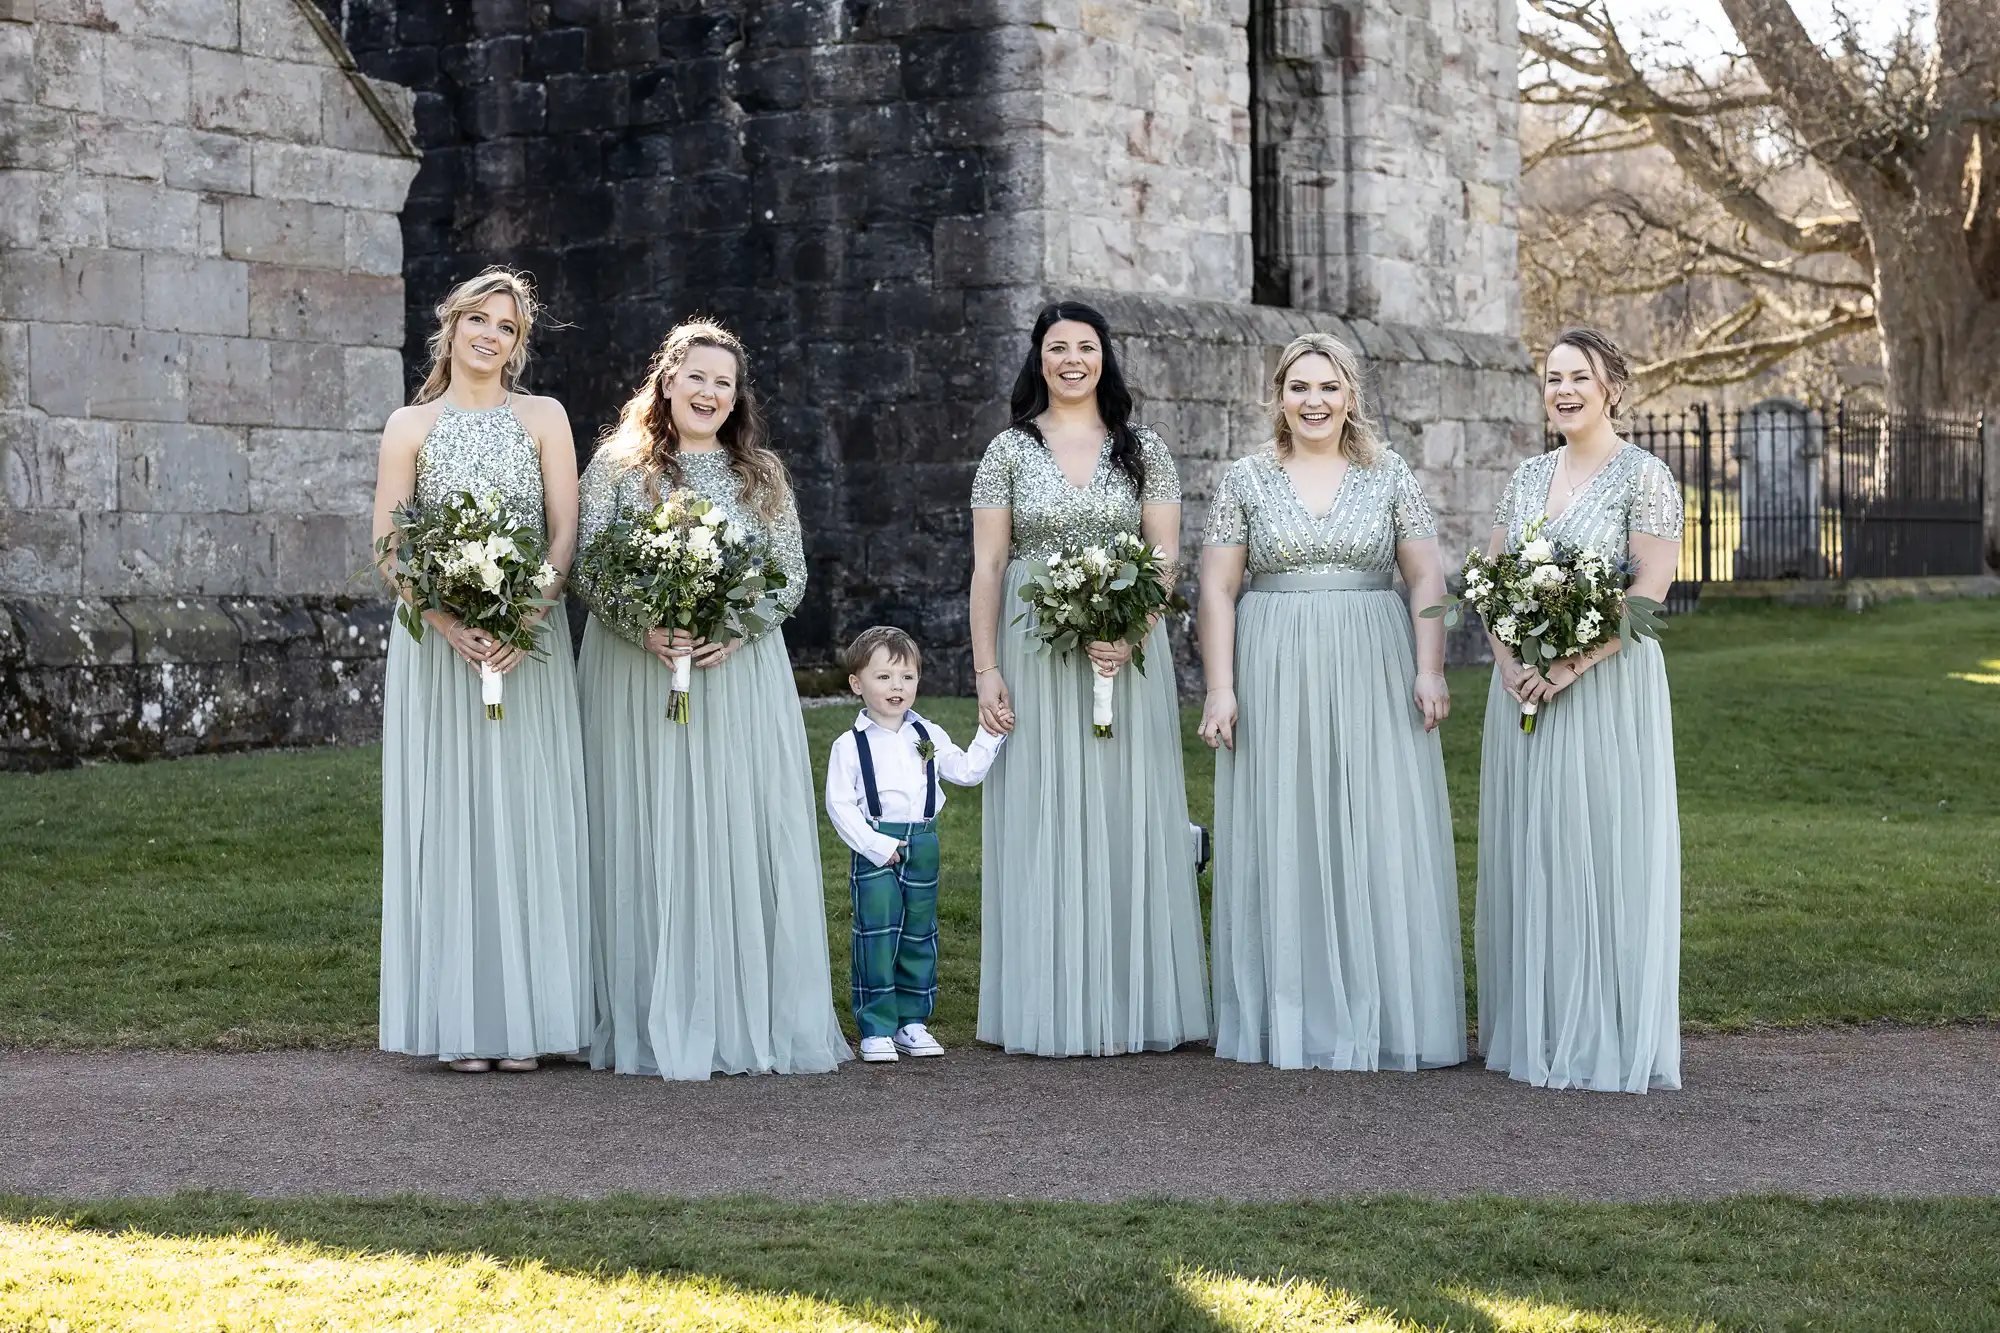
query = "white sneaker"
xmin=859 ymin=1036 xmax=899 ymax=1062
xmin=892 ymin=1023 xmax=944 ymax=1057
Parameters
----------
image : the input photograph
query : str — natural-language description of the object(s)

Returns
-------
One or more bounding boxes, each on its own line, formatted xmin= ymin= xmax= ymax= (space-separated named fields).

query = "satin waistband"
xmin=1246 ymin=571 xmax=1394 ymax=593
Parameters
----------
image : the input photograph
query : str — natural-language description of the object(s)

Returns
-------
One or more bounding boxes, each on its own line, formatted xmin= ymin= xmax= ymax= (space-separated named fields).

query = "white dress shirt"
xmin=825 ymin=709 xmax=1005 ymax=866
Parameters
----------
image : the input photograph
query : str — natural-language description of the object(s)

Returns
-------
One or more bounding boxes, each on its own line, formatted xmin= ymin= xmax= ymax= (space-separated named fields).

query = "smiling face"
xmin=850 ymin=646 xmax=920 ymax=722
xmin=1280 ymin=352 xmax=1349 ymax=452
xmin=1039 ymin=319 xmax=1102 ymax=408
xmin=449 ymin=292 xmax=521 ymax=383
xmin=666 ymin=343 xmax=739 ymax=446
xmin=1544 ymin=342 xmax=1616 ymax=437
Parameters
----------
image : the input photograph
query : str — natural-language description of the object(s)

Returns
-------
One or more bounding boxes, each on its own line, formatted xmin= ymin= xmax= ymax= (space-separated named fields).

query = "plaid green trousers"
xmin=848 ymin=819 xmax=941 ymax=1039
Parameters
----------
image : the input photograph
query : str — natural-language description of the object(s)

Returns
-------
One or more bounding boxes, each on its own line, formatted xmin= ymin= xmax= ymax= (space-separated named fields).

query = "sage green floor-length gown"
xmin=1476 ymin=444 xmax=1684 ymax=1093
xmin=971 ymin=425 xmax=1211 ymax=1056
xmin=573 ymin=448 xmax=850 ymax=1080
xmin=1207 ymin=446 xmax=1465 ymax=1071
xmin=379 ymin=398 xmax=592 ymax=1063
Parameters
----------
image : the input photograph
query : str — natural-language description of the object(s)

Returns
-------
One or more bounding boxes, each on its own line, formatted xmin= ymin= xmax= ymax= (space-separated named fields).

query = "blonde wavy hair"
xmin=1267 ymin=332 xmax=1382 ymax=466
xmin=411 ymin=267 xmax=542 ymax=406
xmin=599 ymin=319 xmax=790 ymax=521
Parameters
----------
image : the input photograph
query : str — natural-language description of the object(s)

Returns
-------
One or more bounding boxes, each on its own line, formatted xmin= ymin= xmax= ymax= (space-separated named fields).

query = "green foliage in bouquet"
xmin=577 ymin=489 xmax=786 ymax=645
xmin=375 ymin=489 xmax=558 ymax=656
xmin=1013 ymin=531 xmax=1186 ymax=673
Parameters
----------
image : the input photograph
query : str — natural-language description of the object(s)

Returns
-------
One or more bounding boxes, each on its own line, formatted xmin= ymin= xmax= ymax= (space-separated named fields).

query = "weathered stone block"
xmin=0 ymin=168 xmax=36 ymax=244
xmin=101 ymin=32 xmax=190 ymax=124
xmin=141 ymin=253 xmax=249 ymax=336
xmin=222 ymin=593 xmax=320 ymax=659
xmin=185 ymin=333 xmax=272 ymax=425
xmin=342 ymin=344 xmax=402 ymax=428
xmin=82 ymin=510 xmax=269 ymax=595
xmin=115 ymin=0 xmax=239 ymax=50
xmin=74 ymin=114 xmax=166 ymax=179
xmin=247 ymin=426 xmax=373 ymax=512
xmin=117 ymin=596 xmax=243 ymax=663
xmin=163 ymin=125 xmax=252 ymax=193
xmin=268 ymin=511 xmax=367 ymax=592
xmin=104 ymin=179 xmax=202 ymax=253
xmin=7 ymin=596 xmax=131 ymax=665
xmin=345 ymin=207 xmax=401 ymax=275
xmin=0 ymin=246 xmax=143 ymax=325
xmin=0 ymin=321 xmax=25 ymax=408
xmin=0 ymin=104 xmax=72 ymax=170
xmin=322 ymin=69 xmax=404 ymax=155
xmin=221 ymin=195 xmax=346 ymax=267
xmin=312 ymin=595 xmax=392 ymax=657
xmin=191 ymin=47 xmax=322 ymax=142
xmin=0 ymin=23 xmax=36 ymax=102
xmin=252 ymin=141 xmax=417 ymax=211
xmin=267 ymin=341 xmax=346 ymax=427
xmin=241 ymin=0 xmax=327 ymax=62
xmin=116 ymin=420 xmax=250 ymax=511
xmin=934 ymin=212 xmax=1041 ymax=286
xmin=3 ymin=413 xmax=118 ymax=508
xmin=35 ymin=21 xmax=102 ymax=112
xmin=248 ymin=265 xmax=403 ymax=347
xmin=134 ymin=658 xmax=255 ymax=754
xmin=29 ymin=324 xmax=187 ymax=421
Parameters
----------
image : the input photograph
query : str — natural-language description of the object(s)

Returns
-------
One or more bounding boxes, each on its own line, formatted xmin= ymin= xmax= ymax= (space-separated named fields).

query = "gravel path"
xmin=3 ymin=1026 xmax=1994 ymax=1203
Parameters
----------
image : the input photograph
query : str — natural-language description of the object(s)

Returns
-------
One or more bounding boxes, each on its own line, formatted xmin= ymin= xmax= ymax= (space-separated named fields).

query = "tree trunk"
xmin=1868 ymin=209 xmax=2000 ymax=415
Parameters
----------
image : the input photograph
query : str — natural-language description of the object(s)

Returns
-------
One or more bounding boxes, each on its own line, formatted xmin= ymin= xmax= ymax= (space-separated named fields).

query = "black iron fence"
xmin=1549 ymin=400 xmax=1988 ymax=609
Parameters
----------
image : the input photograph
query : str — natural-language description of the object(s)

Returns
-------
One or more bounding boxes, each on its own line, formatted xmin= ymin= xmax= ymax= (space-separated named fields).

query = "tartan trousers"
xmin=848 ymin=819 xmax=941 ymax=1039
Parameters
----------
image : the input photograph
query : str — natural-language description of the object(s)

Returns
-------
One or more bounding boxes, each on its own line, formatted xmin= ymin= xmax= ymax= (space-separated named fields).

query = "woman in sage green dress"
xmin=1197 ymin=333 xmax=1464 ymax=1071
xmin=573 ymin=319 xmax=849 ymax=1081
xmin=1477 ymin=327 xmax=1684 ymax=1093
xmin=968 ymin=301 xmax=1210 ymax=1057
xmin=375 ymin=268 xmax=592 ymax=1073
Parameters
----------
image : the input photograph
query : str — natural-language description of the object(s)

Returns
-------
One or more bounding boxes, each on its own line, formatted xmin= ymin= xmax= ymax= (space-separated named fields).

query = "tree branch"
xmin=1630 ymin=307 xmax=1878 ymax=398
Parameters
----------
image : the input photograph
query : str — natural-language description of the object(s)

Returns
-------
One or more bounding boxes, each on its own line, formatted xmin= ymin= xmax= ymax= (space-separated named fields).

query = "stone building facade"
xmin=325 ymin=0 xmax=1532 ymax=696
xmin=0 ymin=0 xmax=420 ymax=767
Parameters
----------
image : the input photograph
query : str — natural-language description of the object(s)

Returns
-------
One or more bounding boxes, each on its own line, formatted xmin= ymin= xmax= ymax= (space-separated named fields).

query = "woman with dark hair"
xmin=572 ymin=319 xmax=850 ymax=1080
xmin=967 ymin=301 xmax=1211 ymax=1057
xmin=1477 ymin=326 xmax=1683 ymax=1093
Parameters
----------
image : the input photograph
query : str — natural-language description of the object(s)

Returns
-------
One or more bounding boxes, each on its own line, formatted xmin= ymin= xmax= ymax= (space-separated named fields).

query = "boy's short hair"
xmin=844 ymin=625 xmax=922 ymax=675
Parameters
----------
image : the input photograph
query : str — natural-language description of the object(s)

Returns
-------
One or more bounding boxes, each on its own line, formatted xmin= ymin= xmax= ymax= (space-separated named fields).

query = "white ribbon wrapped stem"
xmin=1092 ymin=666 xmax=1116 ymax=738
xmin=480 ymin=661 xmax=504 ymax=720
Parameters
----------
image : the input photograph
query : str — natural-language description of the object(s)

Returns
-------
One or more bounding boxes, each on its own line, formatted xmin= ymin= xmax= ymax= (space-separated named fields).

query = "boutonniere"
xmin=915 ymin=738 xmax=936 ymax=763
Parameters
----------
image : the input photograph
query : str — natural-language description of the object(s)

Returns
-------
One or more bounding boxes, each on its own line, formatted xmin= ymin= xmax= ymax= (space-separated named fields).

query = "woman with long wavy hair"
xmin=373 ymin=267 xmax=591 ymax=1074
xmin=572 ymin=319 xmax=849 ymax=1080
xmin=967 ymin=301 xmax=1210 ymax=1057
xmin=1197 ymin=333 xmax=1463 ymax=1072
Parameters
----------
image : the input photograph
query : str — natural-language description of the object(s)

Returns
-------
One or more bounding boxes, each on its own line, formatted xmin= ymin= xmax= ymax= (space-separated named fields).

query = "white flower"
xmin=478 ymin=493 xmax=501 ymax=515
xmin=484 ymin=534 xmax=517 ymax=564
xmin=458 ymin=539 xmax=487 ymax=566
xmin=686 ymin=526 xmax=718 ymax=557
xmin=1520 ymin=538 xmax=1555 ymax=565
xmin=1531 ymin=563 xmax=1566 ymax=587
xmin=1081 ymin=545 xmax=1112 ymax=575
xmin=700 ymin=507 xmax=727 ymax=528
xmin=1577 ymin=619 xmax=1601 ymax=644
xmin=1493 ymin=615 xmax=1519 ymax=643
xmin=722 ymin=520 xmax=748 ymax=547
xmin=478 ymin=560 xmax=504 ymax=592
xmin=536 ymin=562 xmax=560 ymax=588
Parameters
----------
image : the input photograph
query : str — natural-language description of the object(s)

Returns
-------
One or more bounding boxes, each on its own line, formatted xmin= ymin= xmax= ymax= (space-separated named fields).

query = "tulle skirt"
xmin=379 ymin=614 xmax=592 ymax=1062
xmin=1475 ymin=637 xmax=1682 ymax=1092
xmin=579 ymin=620 xmax=851 ymax=1080
xmin=976 ymin=559 xmax=1212 ymax=1056
xmin=1213 ymin=577 xmax=1466 ymax=1070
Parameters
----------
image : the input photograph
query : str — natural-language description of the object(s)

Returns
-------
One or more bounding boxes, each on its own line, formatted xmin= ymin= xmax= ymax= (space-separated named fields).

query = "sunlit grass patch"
xmin=0 ymin=1216 xmax=931 ymax=1333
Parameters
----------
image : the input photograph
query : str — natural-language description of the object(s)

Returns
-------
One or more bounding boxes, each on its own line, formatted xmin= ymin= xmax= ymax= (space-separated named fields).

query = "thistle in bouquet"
xmin=1422 ymin=516 xmax=1666 ymax=733
xmin=376 ymin=489 xmax=560 ymax=721
xmin=1013 ymin=531 xmax=1186 ymax=738
xmin=578 ymin=488 xmax=786 ymax=723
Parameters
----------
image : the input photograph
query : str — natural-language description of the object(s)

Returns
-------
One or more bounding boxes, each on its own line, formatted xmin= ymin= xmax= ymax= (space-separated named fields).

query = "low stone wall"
xmin=0 ymin=594 xmax=388 ymax=770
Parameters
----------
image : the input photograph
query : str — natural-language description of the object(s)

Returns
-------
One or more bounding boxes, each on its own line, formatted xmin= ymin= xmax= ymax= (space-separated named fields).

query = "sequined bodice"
xmin=415 ymin=401 xmax=545 ymax=539
xmin=969 ymin=425 xmax=1180 ymax=559
xmin=1203 ymin=446 xmax=1435 ymax=574
xmin=1495 ymin=444 xmax=1685 ymax=561
xmin=573 ymin=446 xmax=808 ymax=645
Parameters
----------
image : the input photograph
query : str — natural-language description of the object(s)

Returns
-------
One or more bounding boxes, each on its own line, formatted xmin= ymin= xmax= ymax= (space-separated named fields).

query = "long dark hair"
xmin=1008 ymin=301 xmax=1145 ymax=494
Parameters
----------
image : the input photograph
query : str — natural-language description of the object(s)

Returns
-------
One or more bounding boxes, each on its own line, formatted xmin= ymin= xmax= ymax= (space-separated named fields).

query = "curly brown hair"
xmin=600 ymin=319 xmax=790 ymax=520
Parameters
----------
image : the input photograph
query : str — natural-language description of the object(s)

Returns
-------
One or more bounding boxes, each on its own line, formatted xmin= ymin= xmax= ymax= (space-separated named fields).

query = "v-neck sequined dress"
xmin=1476 ymin=444 xmax=1684 ymax=1093
xmin=1203 ymin=445 xmax=1465 ymax=1071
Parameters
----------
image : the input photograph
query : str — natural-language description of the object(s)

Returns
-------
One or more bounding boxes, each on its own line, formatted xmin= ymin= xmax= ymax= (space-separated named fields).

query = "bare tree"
xmin=1524 ymin=0 xmax=2000 ymax=413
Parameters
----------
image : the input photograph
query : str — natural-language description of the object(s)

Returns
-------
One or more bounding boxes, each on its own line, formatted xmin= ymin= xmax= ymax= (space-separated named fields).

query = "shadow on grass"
xmin=4 ymin=1192 xmax=1996 ymax=1331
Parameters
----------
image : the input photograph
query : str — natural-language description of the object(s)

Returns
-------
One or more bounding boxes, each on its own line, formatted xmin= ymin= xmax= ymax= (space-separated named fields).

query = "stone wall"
xmin=0 ymin=0 xmax=419 ymax=766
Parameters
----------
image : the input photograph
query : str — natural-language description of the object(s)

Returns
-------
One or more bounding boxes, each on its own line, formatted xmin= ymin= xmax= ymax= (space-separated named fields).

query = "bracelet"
xmin=975 ymin=663 xmax=1000 ymax=676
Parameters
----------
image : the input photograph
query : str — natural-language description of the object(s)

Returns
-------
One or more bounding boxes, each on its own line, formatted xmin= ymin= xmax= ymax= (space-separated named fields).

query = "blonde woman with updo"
xmin=1197 ymin=333 xmax=1465 ymax=1071
xmin=1477 ymin=327 xmax=1683 ymax=1093
xmin=573 ymin=320 xmax=849 ymax=1080
xmin=373 ymin=267 xmax=592 ymax=1074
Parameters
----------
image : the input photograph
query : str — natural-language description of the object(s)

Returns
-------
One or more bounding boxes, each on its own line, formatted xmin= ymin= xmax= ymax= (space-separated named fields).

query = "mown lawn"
xmin=1 ymin=1193 xmax=1995 ymax=1331
xmin=0 ymin=598 xmax=1994 ymax=1049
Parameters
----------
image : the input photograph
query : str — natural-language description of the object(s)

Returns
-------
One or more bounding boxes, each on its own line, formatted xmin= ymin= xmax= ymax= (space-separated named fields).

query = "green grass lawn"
xmin=0 ymin=599 xmax=1994 ymax=1049
xmin=2 ymin=1193 xmax=1995 ymax=1331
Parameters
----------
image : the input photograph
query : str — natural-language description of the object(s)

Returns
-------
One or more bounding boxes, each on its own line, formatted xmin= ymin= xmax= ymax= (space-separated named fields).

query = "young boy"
xmin=825 ymin=625 xmax=1005 ymax=1062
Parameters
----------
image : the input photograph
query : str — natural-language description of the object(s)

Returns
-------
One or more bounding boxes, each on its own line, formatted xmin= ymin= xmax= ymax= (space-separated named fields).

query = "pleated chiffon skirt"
xmin=1475 ymin=637 xmax=1681 ymax=1093
xmin=977 ymin=558 xmax=1211 ymax=1057
xmin=1212 ymin=577 xmax=1466 ymax=1071
xmin=579 ymin=620 xmax=850 ymax=1080
xmin=379 ymin=614 xmax=592 ymax=1062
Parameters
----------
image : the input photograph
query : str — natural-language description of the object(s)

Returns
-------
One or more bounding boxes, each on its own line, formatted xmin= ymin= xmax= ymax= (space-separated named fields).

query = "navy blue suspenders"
xmin=853 ymin=719 xmax=936 ymax=822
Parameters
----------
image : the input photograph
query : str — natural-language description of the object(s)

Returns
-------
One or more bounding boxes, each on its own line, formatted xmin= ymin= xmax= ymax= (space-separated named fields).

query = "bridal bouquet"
xmin=1423 ymin=517 xmax=1665 ymax=733
xmin=378 ymin=489 xmax=559 ymax=721
xmin=577 ymin=489 xmax=785 ymax=723
xmin=1015 ymin=531 xmax=1184 ymax=738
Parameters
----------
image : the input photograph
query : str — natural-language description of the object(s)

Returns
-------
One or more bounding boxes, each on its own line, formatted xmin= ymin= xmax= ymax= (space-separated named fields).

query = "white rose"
xmin=1532 ymin=563 xmax=1566 ymax=587
xmin=1520 ymin=538 xmax=1555 ymax=565
xmin=458 ymin=539 xmax=487 ymax=566
xmin=686 ymin=526 xmax=718 ymax=556
xmin=722 ymin=521 xmax=748 ymax=546
xmin=701 ymin=508 xmax=727 ymax=528
xmin=478 ymin=561 xmax=504 ymax=592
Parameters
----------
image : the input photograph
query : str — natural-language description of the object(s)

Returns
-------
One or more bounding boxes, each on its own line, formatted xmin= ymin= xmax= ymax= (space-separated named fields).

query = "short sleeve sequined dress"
xmin=572 ymin=446 xmax=850 ymax=1080
xmin=1476 ymin=444 xmax=1684 ymax=1092
xmin=1205 ymin=446 xmax=1465 ymax=1070
xmin=969 ymin=425 xmax=1210 ymax=1056
xmin=379 ymin=399 xmax=592 ymax=1064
